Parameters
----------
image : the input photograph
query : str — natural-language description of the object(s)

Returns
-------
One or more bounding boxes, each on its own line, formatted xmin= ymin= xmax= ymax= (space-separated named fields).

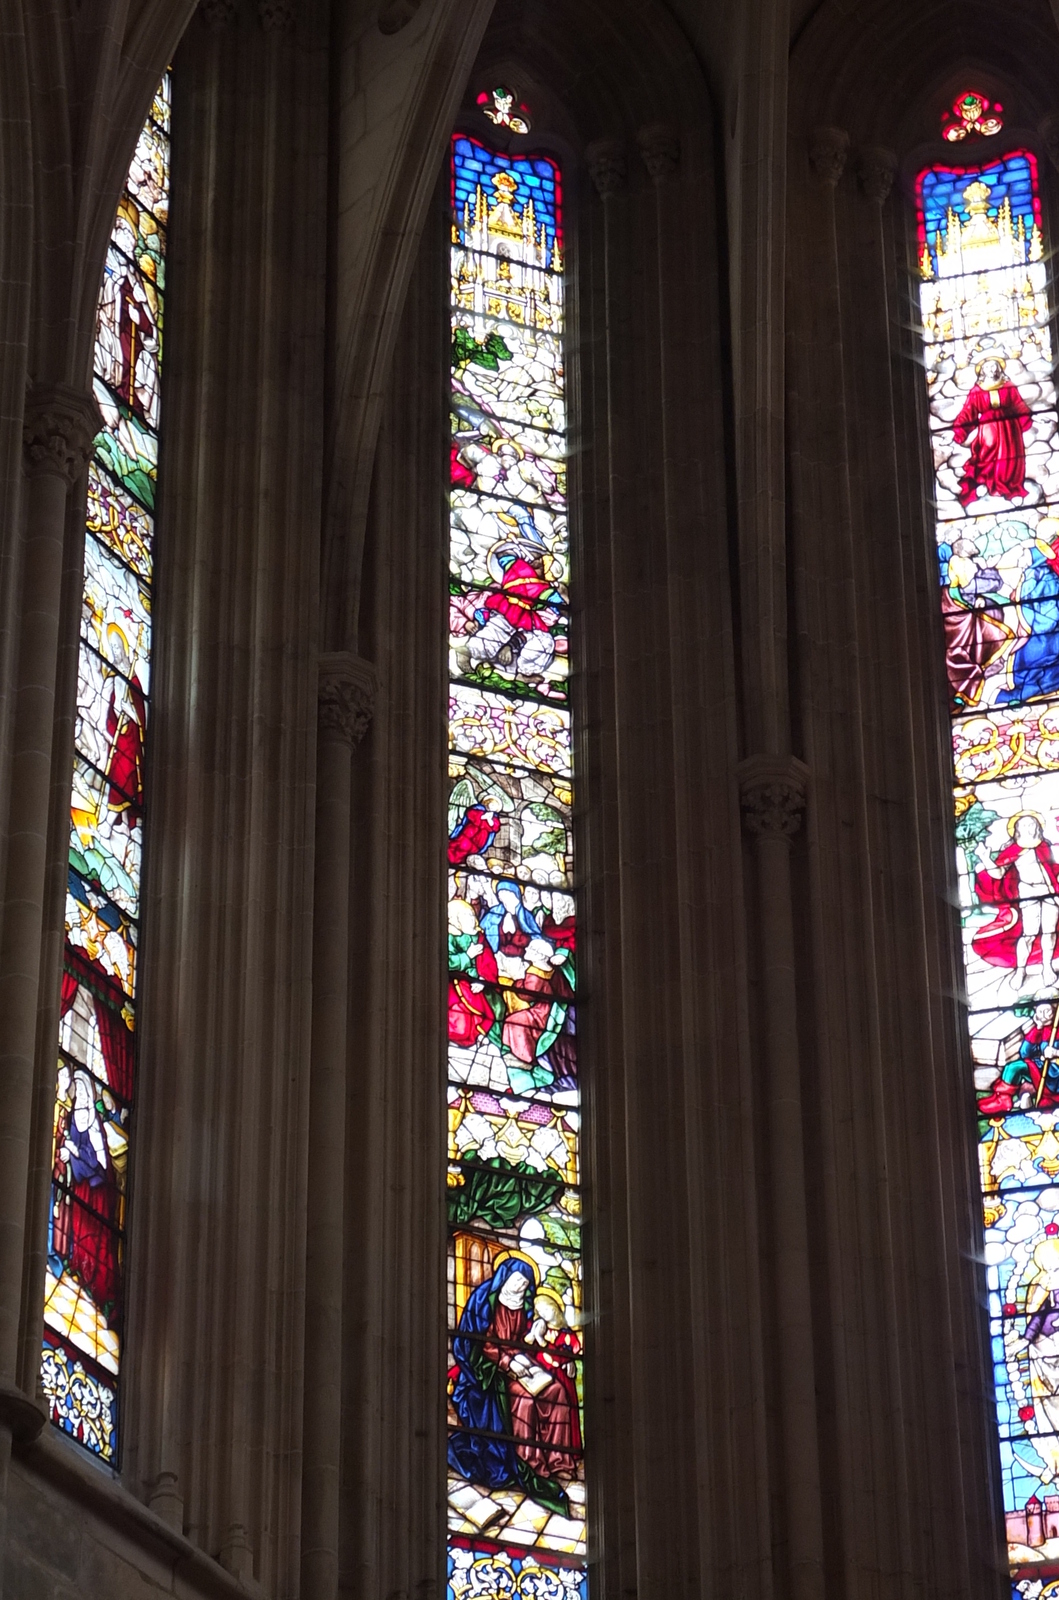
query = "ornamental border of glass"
xmin=39 ymin=77 xmax=170 ymax=1462
xmin=445 ymin=121 xmax=588 ymax=1600
xmin=917 ymin=115 xmax=1059 ymax=1589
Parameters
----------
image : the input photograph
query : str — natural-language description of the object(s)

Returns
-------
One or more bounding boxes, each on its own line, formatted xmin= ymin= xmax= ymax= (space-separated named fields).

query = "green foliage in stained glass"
xmin=453 ymin=327 xmax=513 ymax=373
xmin=448 ymin=1157 xmax=563 ymax=1228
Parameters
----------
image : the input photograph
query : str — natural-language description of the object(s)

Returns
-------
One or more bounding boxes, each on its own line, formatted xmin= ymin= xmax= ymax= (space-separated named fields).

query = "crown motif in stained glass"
xmin=942 ymin=90 xmax=1003 ymax=142
xmin=477 ymin=86 xmax=531 ymax=135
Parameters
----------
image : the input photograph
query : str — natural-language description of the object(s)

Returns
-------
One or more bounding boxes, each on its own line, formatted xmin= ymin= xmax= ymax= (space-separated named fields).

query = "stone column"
xmin=738 ymin=753 xmax=821 ymax=1600
xmin=337 ymin=191 xmax=448 ymax=1600
xmin=579 ymin=85 xmax=766 ymax=1596
xmin=302 ymin=652 xmax=374 ymax=1600
xmin=123 ymin=9 xmax=326 ymax=1588
xmin=0 ymin=382 xmax=96 ymax=1589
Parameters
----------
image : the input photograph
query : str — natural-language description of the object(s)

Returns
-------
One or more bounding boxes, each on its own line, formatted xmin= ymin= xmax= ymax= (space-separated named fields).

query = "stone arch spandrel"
xmin=322 ymin=0 xmax=495 ymax=652
xmin=24 ymin=0 xmax=196 ymax=388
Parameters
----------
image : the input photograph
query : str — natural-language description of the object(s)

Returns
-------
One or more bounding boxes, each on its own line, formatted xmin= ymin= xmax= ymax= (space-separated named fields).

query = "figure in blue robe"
xmin=447 ymin=1255 xmax=571 ymax=1517
xmin=1001 ymin=538 xmax=1059 ymax=705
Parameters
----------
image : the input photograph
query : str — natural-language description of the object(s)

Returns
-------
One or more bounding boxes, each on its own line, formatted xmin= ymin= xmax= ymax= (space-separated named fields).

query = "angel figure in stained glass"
xmin=954 ymin=358 xmax=1033 ymax=507
xmin=449 ymin=787 xmax=502 ymax=868
xmin=974 ymin=812 xmax=1059 ymax=991
xmin=448 ymin=1254 xmax=579 ymax=1516
xmin=465 ymin=436 xmax=562 ymax=508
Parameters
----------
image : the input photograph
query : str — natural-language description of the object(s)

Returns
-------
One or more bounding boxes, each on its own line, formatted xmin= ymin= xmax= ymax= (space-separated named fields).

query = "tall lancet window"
xmin=918 ymin=98 xmax=1059 ymax=1584
xmin=39 ymin=76 xmax=170 ymax=1463
xmin=445 ymin=100 xmax=587 ymax=1600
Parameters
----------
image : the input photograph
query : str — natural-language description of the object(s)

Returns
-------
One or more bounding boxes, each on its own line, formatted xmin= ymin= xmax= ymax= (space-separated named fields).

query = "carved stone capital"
xmin=738 ymin=754 xmax=809 ymax=840
xmin=586 ymin=139 xmax=627 ymax=199
xmin=0 ymin=1380 xmax=47 ymax=1445
xmin=808 ymin=126 xmax=849 ymax=188
xmin=378 ymin=0 xmax=421 ymax=32
xmin=200 ymin=0 xmax=237 ymax=27
xmin=319 ymin=652 xmax=376 ymax=747
xmin=857 ymin=146 xmax=897 ymax=206
xmin=259 ymin=0 xmax=296 ymax=26
xmin=1039 ymin=112 xmax=1059 ymax=175
xmin=637 ymin=123 xmax=680 ymax=185
xmin=23 ymin=384 xmax=100 ymax=485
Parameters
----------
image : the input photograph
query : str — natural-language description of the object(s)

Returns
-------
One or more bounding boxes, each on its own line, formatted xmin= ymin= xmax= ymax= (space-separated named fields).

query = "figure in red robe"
xmin=448 ymin=799 xmax=501 ymax=866
xmin=51 ymin=1065 xmax=120 ymax=1316
xmin=953 ymin=358 xmax=1032 ymax=507
xmin=974 ymin=813 xmax=1059 ymax=989
xmin=104 ymin=625 xmax=146 ymax=829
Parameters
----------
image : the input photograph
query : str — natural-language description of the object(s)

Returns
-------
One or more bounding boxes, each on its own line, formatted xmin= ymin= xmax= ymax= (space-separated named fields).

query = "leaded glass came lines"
xmin=40 ymin=75 xmax=170 ymax=1463
xmin=446 ymin=131 xmax=586 ymax=1600
xmin=918 ymin=145 xmax=1059 ymax=1591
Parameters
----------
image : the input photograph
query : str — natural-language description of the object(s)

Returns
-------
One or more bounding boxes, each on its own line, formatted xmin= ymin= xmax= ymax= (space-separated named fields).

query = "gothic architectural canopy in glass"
xmin=40 ymin=75 xmax=169 ymax=1462
xmin=445 ymin=123 xmax=586 ymax=1600
xmin=918 ymin=142 xmax=1059 ymax=1587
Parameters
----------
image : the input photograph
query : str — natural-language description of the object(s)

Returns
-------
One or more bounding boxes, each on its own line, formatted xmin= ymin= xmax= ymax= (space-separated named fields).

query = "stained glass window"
xmin=942 ymin=89 xmax=1004 ymax=142
xmin=918 ymin=146 xmax=1059 ymax=1586
xmin=446 ymin=130 xmax=585 ymax=1600
xmin=39 ymin=75 xmax=170 ymax=1463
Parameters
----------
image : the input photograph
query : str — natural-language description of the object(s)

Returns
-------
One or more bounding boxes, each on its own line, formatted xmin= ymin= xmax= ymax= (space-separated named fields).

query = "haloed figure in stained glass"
xmin=447 ymin=126 xmax=585 ymax=1586
xmin=97 ymin=198 xmax=161 ymax=429
xmin=449 ymin=1255 xmax=581 ymax=1518
xmin=917 ymin=124 xmax=1059 ymax=1581
xmin=973 ymin=813 xmax=1059 ymax=995
xmin=50 ymin=1065 xmax=120 ymax=1316
xmin=954 ymin=356 xmax=1032 ymax=507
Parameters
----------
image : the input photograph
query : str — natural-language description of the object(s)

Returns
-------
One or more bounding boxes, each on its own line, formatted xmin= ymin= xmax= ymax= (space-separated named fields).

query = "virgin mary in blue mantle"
xmin=447 ymin=1255 xmax=571 ymax=1518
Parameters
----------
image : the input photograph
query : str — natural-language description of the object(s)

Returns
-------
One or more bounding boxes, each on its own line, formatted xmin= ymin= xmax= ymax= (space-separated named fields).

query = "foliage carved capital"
xmin=319 ymin=653 xmax=376 ymax=747
xmin=808 ymin=126 xmax=849 ymax=188
xmin=1039 ymin=113 xmax=1059 ymax=175
xmin=638 ymin=124 xmax=680 ymax=185
xmin=23 ymin=384 xmax=101 ymax=485
xmin=857 ymin=147 xmax=897 ymax=206
xmin=586 ymin=139 xmax=627 ymax=199
xmin=378 ymin=0 xmax=421 ymax=32
xmin=259 ymin=0 xmax=297 ymax=28
xmin=200 ymin=0 xmax=237 ymax=28
xmin=738 ymin=754 xmax=809 ymax=840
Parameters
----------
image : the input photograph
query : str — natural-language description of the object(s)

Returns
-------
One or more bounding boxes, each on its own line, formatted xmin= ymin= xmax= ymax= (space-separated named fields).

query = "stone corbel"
xmin=856 ymin=146 xmax=897 ymax=206
xmin=378 ymin=0 xmax=422 ymax=32
xmin=637 ymin=123 xmax=680 ymax=185
xmin=738 ymin=753 xmax=809 ymax=840
xmin=199 ymin=0 xmax=237 ymax=28
xmin=586 ymin=139 xmax=627 ymax=200
xmin=259 ymin=0 xmax=297 ymax=28
xmin=0 ymin=1380 xmax=46 ymax=1445
xmin=1039 ymin=112 xmax=1059 ymax=174
xmin=318 ymin=652 xmax=376 ymax=747
xmin=22 ymin=384 xmax=100 ymax=485
xmin=808 ymin=126 xmax=849 ymax=188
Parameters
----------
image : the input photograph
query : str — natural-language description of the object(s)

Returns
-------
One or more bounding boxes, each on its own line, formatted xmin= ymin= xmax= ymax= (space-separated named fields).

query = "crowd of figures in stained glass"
xmin=919 ymin=130 xmax=1059 ymax=1597
xmin=446 ymin=131 xmax=586 ymax=1600
xmin=39 ymin=78 xmax=169 ymax=1461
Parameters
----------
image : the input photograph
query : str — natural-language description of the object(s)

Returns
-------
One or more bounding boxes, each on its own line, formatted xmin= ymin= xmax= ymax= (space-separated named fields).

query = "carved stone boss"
xmin=738 ymin=754 xmax=809 ymax=840
xmin=318 ymin=653 xmax=376 ymax=747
